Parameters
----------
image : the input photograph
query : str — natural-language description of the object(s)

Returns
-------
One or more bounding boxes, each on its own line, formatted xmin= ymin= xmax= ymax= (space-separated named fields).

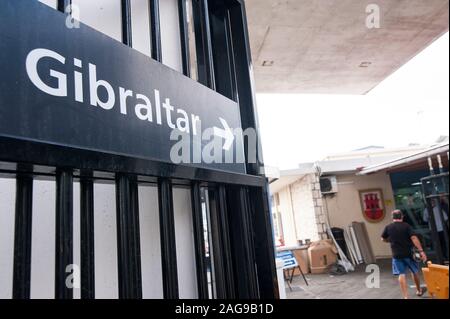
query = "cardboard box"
xmin=308 ymin=240 xmax=338 ymax=274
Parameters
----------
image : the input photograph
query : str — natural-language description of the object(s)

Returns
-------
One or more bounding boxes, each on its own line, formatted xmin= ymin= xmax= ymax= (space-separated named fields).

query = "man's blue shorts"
xmin=392 ymin=258 xmax=420 ymax=275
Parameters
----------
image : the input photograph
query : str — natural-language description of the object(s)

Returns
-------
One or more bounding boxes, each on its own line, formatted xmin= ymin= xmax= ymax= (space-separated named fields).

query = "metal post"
xmin=207 ymin=188 xmax=226 ymax=298
xmin=12 ymin=174 xmax=33 ymax=299
xmin=149 ymin=0 xmax=162 ymax=62
xmin=209 ymin=7 xmax=237 ymax=100
xmin=178 ymin=0 xmax=191 ymax=77
xmin=217 ymin=186 xmax=235 ymax=298
xmin=226 ymin=186 xmax=259 ymax=298
xmin=55 ymin=169 xmax=74 ymax=299
xmin=190 ymin=182 xmax=209 ymax=299
xmin=80 ymin=173 xmax=95 ymax=299
xmin=129 ymin=179 xmax=143 ymax=298
xmin=192 ymin=0 xmax=215 ymax=89
xmin=158 ymin=178 xmax=179 ymax=299
xmin=57 ymin=0 xmax=71 ymax=13
xmin=121 ymin=0 xmax=133 ymax=47
xmin=116 ymin=174 xmax=142 ymax=298
xmin=228 ymin=1 xmax=279 ymax=298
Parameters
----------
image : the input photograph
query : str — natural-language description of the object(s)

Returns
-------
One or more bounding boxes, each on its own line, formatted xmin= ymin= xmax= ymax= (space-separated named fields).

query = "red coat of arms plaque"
xmin=359 ymin=189 xmax=385 ymax=223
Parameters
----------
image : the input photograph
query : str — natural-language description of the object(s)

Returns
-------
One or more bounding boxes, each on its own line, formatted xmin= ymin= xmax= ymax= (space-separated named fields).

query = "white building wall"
xmin=289 ymin=175 xmax=320 ymax=243
xmin=274 ymin=174 xmax=324 ymax=247
xmin=325 ymin=172 xmax=395 ymax=258
xmin=273 ymin=171 xmax=395 ymax=257
xmin=277 ymin=188 xmax=297 ymax=246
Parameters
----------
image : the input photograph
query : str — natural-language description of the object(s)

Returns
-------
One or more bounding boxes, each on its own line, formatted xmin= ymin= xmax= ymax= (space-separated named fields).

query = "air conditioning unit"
xmin=320 ymin=176 xmax=338 ymax=194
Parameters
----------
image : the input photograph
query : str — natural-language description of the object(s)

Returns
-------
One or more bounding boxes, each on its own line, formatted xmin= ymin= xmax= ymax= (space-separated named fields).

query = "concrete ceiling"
xmin=245 ymin=0 xmax=449 ymax=94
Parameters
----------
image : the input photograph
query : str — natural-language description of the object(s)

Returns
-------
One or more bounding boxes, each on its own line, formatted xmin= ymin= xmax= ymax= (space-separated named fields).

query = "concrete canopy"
xmin=246 ymin=0 xmax=449 ymax=94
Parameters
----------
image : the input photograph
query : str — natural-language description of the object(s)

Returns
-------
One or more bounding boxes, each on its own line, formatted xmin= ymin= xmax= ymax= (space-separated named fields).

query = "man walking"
xmin=381 ymin=210 xmax=427 ymax=299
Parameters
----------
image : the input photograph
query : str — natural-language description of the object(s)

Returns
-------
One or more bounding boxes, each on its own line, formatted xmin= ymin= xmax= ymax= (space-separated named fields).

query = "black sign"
xmin=0 ymin=0 xmax=245 ymax=174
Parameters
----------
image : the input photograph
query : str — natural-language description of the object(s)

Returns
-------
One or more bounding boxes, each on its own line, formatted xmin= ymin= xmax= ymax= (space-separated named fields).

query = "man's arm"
xmin=381 ymin=226 xmax=389 ymax=242
xmin=411 ymin=235 xmax=427 ymax=261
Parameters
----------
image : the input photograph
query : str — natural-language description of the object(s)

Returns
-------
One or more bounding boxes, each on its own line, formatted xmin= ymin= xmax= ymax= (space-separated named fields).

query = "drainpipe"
xmin=288 ymin=184 xmax=299 ymax=242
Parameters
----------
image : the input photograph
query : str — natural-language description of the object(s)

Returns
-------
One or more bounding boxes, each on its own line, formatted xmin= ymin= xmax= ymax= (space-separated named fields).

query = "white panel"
xmin=0 ymin=178 xmax=15 ymax=299
xmin=94 ymin=183 xmax=118 ymax=299
xmin=173 ymin=188 xmax=198 ymax=299
xmin=139 ymin=185 xmax=164 ymax=299
xmin=72 ymin=0 xmax=122 ymax=42
xmin=186 ymin=0 xmax=198 ymax=80
xmin=38 ymin=0 xmax=57 ymax=9
xmin=30 ymin=180 xmax=56 ymax=299
xmin=73 ymin=182 xmax=81 ymax=299
xmin=131 ymin=0 xmax=151 ymax=57
xmin=160 ymin=0 xmax=183 ymax=72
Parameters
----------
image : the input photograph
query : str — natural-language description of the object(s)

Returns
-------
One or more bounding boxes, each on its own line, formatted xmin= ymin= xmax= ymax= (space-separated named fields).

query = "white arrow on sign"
xmin=213 ymin=117 xmax=234 ymax=151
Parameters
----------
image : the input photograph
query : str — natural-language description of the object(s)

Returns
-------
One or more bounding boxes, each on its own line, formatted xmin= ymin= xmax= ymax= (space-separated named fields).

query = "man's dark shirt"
xmin=381 ymin=222 xmax=415 ymax=259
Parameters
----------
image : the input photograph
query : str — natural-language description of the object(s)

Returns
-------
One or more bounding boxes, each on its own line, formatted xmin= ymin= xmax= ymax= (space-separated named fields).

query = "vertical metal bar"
xmin=435 ymin=196 xmax=449 ymax=260
xmin=119 ymin=1 xmax=141 ymax=288
xmin=424 ymin=197 xmax=444 ymax=264
xmin=190 ymin=182 xmax=208 ymax=299
xmin=207 ymin=188 xmax=226 ymax=298
xmin=80 ymin=174 xmax=95 ymax=299
xmin=121 ymin=0 xmax=133 ymax=47
xmin=149 ymin=0 xmax=162 ymax=62
xmin=248 ymin=184 xmax=279 ymax=299
xmin=209 ymin=8 xmax=237 ymax=100
xmin=227 ymin=0 xmax=279 ymax=298
xmin=224 ymin=11 xmax=238 ymax=101
xmin=55 ymin=170 xmax=74 ymax=299
xmin=12 ymin=174 xmax=33 ymax=299
xmin=239 ymin=187 xmax=260 ymax=297
xmin=178 ymin=0 xmax=191 ymax=77
xmin=217 ymin=185 xmax=235 ymax=298
xmin=57 ymin=0 xmax=71 ymax=13
xmin=116 ymin=174 xmax=132 ymax=298
xmin=129 ymin=179 xmax=143 ymax=298
xmin=158 ymin=178 xmax=179 ymax=299
xmin=116 ymin=174 xmax=142 ymax=299
xmin=118 ymin=2 xmax=143 ymax=298
xmin=229 ymin=3 xmax=262 ymax=175
xmin=226 ymin=186 xmax=259 ymax=298
xmin=192 ymin=0 xmax=215 ymax=89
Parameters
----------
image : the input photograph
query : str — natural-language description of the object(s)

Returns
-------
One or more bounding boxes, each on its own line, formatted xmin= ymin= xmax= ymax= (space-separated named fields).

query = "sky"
xmin=256 ymin=32 xmax=450 ymax=170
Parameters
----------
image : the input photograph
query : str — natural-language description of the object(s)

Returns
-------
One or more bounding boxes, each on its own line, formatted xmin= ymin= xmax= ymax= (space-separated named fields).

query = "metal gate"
xmin=0 ymin=0 xmax=279 ymax=299
xmin=421 ymin=156 xmax=449 ymax=265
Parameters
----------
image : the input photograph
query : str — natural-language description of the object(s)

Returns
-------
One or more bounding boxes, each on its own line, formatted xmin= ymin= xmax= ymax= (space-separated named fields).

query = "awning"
xmin=357 ymin=143 xmax=449 ymax=175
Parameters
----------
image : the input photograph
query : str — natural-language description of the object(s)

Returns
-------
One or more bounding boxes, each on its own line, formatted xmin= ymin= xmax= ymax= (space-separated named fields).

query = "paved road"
xmin=286 ymin=259 xmax=430 ymax=299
